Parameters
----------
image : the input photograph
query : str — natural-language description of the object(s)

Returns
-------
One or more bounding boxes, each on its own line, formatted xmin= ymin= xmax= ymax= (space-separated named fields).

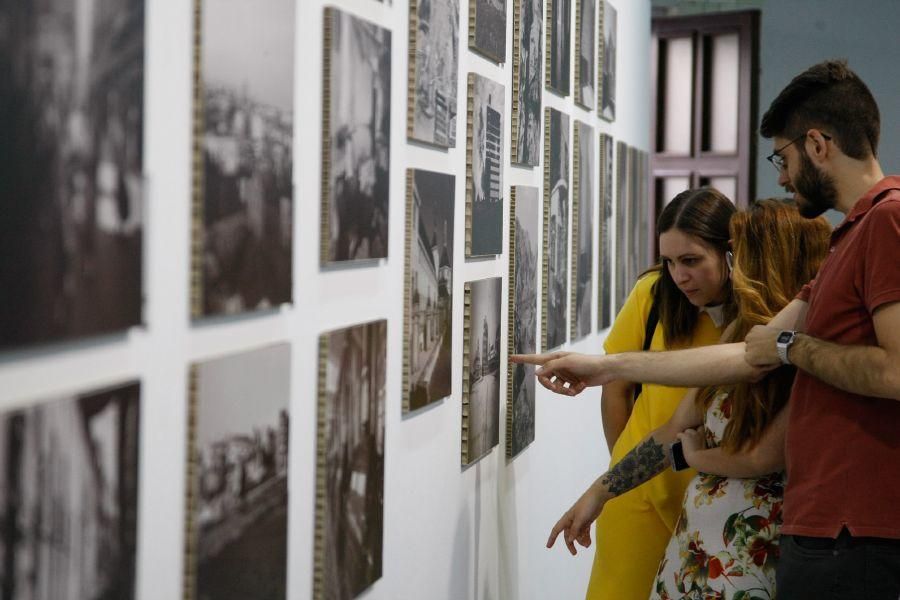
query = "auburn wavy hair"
xmin=697 ymin=199 xmax=831 ymax=452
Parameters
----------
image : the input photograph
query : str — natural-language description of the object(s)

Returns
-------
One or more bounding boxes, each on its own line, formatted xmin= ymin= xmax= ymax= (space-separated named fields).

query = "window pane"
xmin=709 ymin=176 xmax=737 ymax=202
xmin=660 ymin=176 xmax=691 ymax=206
xmin=662 ymin=37 xmax=693 ymax=155
xmin=709 ymin=33 xmax=739 ymax=154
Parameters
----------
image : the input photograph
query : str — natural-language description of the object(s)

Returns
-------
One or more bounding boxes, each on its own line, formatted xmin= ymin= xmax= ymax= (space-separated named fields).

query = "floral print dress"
xmin=650 ymin=392 xmax=784 ymax=600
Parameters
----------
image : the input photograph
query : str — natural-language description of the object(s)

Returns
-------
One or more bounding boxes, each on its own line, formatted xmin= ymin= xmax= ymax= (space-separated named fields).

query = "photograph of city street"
xmin=408 ymin=0 xmax=459 ymax=147
xmin=597 ymin=133 xmax=614 ymax=329
xmin=615 ymin=140 xmax=629 ymax=311
xmin=462 ymin=277 xmax=502 ymax=465
xmin=187 ymin=344 xmax=291 ymax=600
xmin=323 ymin=8 xmax=392 ymax=264
xmin=315 ymin=320 xmax=387 ymax=600
xmin=508 ymin=187 xmax=539 ymax=457
xmin=0 ymin=0 xmax=144 ymax=349
xmin=0 ymin=381 xmax=141 ymax=600
xmin=600 ymin=0 xmax=617 ymax=121
xmin=404 ymin=169 xmax=455 ymax=412
xmin=572 ymin=121 xmax=594 ymax=340
xmin=511 ymin=0 xmax=543 ymax=166
xmin=470 ymin=0 xmax=507 ymax=62
xmin=467 ymin=74 xmax=505 ymax=257
xmin=575 ymin=0 xmax=595 ymax=109
xmin=546 ymin=0 xmax=571 ymax=94
xmin=194 ymin=0 xmax=295 ymax=317
xmin=543 ymin=108 xmax=570 ymax=351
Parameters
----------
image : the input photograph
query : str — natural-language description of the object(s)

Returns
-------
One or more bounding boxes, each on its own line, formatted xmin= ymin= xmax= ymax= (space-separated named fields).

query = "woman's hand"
xmin=676 ymin=427 xmax=707 ymax=467
xmin=546 ymin=481 xmax=611 ymax=555
xmin=509 ymin=352 xmax=618 ymax=396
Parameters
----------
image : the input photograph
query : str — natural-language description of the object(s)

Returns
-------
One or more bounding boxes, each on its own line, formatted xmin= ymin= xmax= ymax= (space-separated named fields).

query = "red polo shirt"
xmin=786 ymin=176 xmax=900 ymax=539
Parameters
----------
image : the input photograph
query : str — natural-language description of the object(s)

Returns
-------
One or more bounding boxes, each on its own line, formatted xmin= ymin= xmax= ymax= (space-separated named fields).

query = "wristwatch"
xmin=776 ymin=330 xmax=798 ymax=365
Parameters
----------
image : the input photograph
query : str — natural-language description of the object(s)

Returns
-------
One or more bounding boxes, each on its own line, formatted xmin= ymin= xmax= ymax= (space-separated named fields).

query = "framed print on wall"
xmin=511 ymin=0 xmax=543 ymax=166
xmin=571 ymin=120 xmax=594 ymax=340
xmin=542 ymin=107 xmax=570 ymax=351
xmin=466 ymin=73 xmax=506 ymax=258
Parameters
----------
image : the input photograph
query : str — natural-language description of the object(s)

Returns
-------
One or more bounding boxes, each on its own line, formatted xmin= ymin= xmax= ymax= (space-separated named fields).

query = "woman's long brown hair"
xmin=697 ymin=199 xmax=832 ymax=452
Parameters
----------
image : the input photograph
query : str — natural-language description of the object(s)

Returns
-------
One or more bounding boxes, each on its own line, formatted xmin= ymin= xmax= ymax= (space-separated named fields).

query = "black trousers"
xmin=777 ymin=528 xmax=900 ymax=599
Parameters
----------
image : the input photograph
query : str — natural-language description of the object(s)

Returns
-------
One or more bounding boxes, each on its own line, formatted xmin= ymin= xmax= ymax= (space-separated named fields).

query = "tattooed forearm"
xmin=600 ymin=437 xmax=668 ymax=496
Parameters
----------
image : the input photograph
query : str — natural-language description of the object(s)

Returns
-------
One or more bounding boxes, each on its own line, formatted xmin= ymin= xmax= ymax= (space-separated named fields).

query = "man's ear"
xmin=805 ymin=129 xmax=833 ymax=166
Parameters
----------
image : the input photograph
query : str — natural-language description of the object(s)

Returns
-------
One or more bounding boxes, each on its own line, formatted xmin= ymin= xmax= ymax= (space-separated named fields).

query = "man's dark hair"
xmin=760 ymin=59 xmax=880 ymax=160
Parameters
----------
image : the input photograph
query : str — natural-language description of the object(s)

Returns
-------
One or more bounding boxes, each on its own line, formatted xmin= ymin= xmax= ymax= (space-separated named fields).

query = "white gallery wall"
xmin=0 ymin=0 xmax=651 ymax=599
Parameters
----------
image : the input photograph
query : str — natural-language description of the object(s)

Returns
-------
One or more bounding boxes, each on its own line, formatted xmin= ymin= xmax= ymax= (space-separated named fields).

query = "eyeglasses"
xmin=766 ymin=132 xmax=832 ymax=172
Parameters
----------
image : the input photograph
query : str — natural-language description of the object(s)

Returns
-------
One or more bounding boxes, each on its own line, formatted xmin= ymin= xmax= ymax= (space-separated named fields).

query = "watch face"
xmin=777 ymin=331 xmax=794 ymax=344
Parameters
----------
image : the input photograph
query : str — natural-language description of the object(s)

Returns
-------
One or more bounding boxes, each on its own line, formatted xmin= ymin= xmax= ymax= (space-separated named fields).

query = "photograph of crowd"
xmin=511 ymin=0 xmax=543 ymax=166
xmin=600 ymin=0 xmax=617 ymax=121
xmin=187 ymin=344 xmax=291 ymax=600
xmin=470 ymin=0 xmax=507 ymax=62
xmin=405 ymin=169 xmax=455 ymax=412
xmin=572 ymin=121 xmax=594 ymax=340
xmin=543 ymin=108 xmax=570 ymax=351
xmin=323 ymin=8 xmax=392 ymax=264
xmin=0 ymin=0 xmax=144 ymax=349
xmin=575 ymin=0 xmax=596 ymax=109
xmin=195 ymin=0 xmax=295 ymax=317
xmin=546 ymin=0 xmax=571 ymax=94
xmin=467 ymin=74 xmax=506 ymax=257
xmin=508 ymin=187 xmax=539 ymax=457
xmin=316 ymin=320 xmax=387 ymax=599
xmin=597 ymin=133 xmax=614 ymax=330
xmin=463 ymin=277 xmax=502 ymax=466
xmin=409 ymin=0 xmax=459 ymax=147
xmin=0 ymin=381 xmax=141 ymax=600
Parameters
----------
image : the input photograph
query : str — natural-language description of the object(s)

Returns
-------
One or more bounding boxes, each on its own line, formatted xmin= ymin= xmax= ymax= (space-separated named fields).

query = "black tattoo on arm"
xmin=600 ymin=437 xmax=668 ymax=497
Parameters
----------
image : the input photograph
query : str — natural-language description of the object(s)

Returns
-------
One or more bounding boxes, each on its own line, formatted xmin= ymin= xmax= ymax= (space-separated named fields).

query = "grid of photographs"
xmin=575 ymin=0 xmax=596 ymax=109
xmin=542 ymin=107 xmax=570 ymax=351
xmin=469 ymin=0 xmax=507 ymax=62
xmin=404 ymin=169 xmax=455 ymax=413
xmin=315 ymin=320 xmax=387 ymax=599
xmin=571 ymin=121 xmax=594 ymax=340
xmin=597 ymin=133 xmax=614 ymax=330
xmin=0 ymin=0 xmax=144 ymax=349
xmin=466 ymin=73 xmax=506 ymax=258
xmin=0 ymin=382 xmax=141 ymax=600
xmin=185 ymin=344 xmax=291 ymax=600
xmin=511 ymin=0 xmax=543 ymax=166
xmin=545 ymin=0 xmax=571 ymax=95
xmin=321 ymin=7 xmax=392 ymax=265
xmin=192 ymin=0 xmax=295 ymax=318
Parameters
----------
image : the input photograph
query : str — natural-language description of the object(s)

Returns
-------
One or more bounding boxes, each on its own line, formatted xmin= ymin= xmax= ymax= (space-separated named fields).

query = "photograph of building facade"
xmin=194 ymin=0 xmax=295 ymax=317
xmin=572 ymin=121 xmax=594 ymax=340
xmin=467 ymin=74 xmax=505 ymax=257
xmin=0 ymin=0 xmax=144 ymax=349
xmin=543 ymin=108 xmax=570 ymax=351
xmin=409 ymin=0 xmax=459 ymax=147
xmin=0 ymin=382 xmax=141 ymax=600
xmin=463 ymin=277 xmax=502 ymax=465
xmin=511 ymin=0 xmax=543 ymax=166
xmin=405 ymin=170 xmax=455 ymax=412
xmin=187 ymin=344 xmax=291 ymax=600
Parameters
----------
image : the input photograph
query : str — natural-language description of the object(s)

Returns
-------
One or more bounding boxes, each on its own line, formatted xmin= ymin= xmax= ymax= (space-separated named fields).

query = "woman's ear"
xmin=725 ymin=250 xmax=734 ymax=275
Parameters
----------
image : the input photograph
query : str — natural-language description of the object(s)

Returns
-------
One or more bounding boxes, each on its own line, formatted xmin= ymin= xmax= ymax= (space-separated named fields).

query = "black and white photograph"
xmin=597 ymin=133 xmax=614 ymax=330
xmin=0 ymin=382 xmax=141 ymax=600
xmin=463 ymin=277 xmax=502 ymax=465
xmin=322 ymin=8 xmax=392 ymax=264
xmin=0 ymin=0 xmax=144 ymax=349
xmin=572 ymin=121 xmax=594 ymax=340
xmin=511 ymin=0 xmax=543 ymax=166
xmin=188 ymin=344 xmax=291 ymax=600
xmin=627 ymin=146 xmax=641 ymax=289
xmin=408 ymin=0 xmax=459 ymax=147
xmin=546 ymin=0 xmax=571 ymax=95
xmin=470 ymin=0 xmax=507 ymax=62
xmin=466 ymin=73 xmax=505 ymax=257
xmin=404 ymin=170 xmax=455 ymax=413
xmin=315 ymin=320 xmax=386 ymax=599
xmin=543 ymin=108 xmax=570 ymax=351
xmin=575 ymin=0 xmax=595 ymax=109
xmin=508 ymin=187 xmax=539 ymax=457
xmin=615 ymin=140 xmax=629 ymax=312
xmin=194 ymin=0 xmax=295 ymax=317
xmin=599 ymin=0 xmax=617 ymax=121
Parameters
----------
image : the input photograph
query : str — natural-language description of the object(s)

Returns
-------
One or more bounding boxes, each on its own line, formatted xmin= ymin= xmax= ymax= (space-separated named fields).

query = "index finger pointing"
xmin=510 ymin=353 xmax=548 ymax=366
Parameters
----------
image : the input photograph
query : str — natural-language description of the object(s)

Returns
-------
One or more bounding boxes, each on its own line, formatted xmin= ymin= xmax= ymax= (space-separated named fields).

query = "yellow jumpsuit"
xmin=586 ymin=273 xmax=724 ymax=600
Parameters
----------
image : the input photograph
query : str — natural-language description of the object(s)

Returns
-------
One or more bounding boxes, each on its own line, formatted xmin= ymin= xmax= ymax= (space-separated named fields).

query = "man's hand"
xmin=676 ymin=427 xmax=706 ymax=467
xmin=744 ymin=325 xmax=783 ymax=368
xmin=546 ymin=481 xmax=610 ymax=555
xmin=509 ymin=352 xmax=617 ymax=396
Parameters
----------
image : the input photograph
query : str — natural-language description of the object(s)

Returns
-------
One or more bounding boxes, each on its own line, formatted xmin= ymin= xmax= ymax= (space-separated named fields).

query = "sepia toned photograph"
xmin=572 ymin=121 xmax=594 ymax=340
xmin=463 ymin=277 xmax=502 ymax=465
xmin=408 ymin=0 xmax=459 ymax=147
xmin=508 ymin=187 xmax=539 ymax=457
xmin=546 ymin=0 xmax=571 ymax=95
xmin=315 ymin=320 xmax=386 ymax=599
xmin=543 ymin=108 xmax=570 ymax=351
xmin=187 ymin=344 xmax=291 ymax=600
xmin=600 ymin=0 xmax=617 ymax=121
xmin=466 ymin=73 xmax=506 ymax=257
xmin=404 ymin=169 xmax=455 ymax=413
xmin=597 ymin=133 xmax=614 ymax=330
xmin=575 ymin=0 xmax=596 ymax=109
xmin=322 ymin=8 xmax=392 ymax=264
xmin=470 ymin=0 xmax=507 ymax=62
xmin=0 ymin=0 xmax=144 ymax=349
xmin=615 ymin=140 xmax=629 ymax=312
xmin=0 ymin=382 xmax=141 ymax=600
xmin=511 ymin=0 xmax=543 ymax=166
xmin=194 ymin=0 xmax=295 ymax=318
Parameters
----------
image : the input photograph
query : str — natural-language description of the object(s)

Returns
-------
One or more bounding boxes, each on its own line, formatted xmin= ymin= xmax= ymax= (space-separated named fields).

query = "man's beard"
xmin=792 ymin=150 xmax=838 ymax=218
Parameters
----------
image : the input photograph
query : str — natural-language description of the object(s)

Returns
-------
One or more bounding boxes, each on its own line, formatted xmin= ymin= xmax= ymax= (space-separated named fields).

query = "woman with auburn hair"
xmin=528 ymin=200 xmax=831 ymax=599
